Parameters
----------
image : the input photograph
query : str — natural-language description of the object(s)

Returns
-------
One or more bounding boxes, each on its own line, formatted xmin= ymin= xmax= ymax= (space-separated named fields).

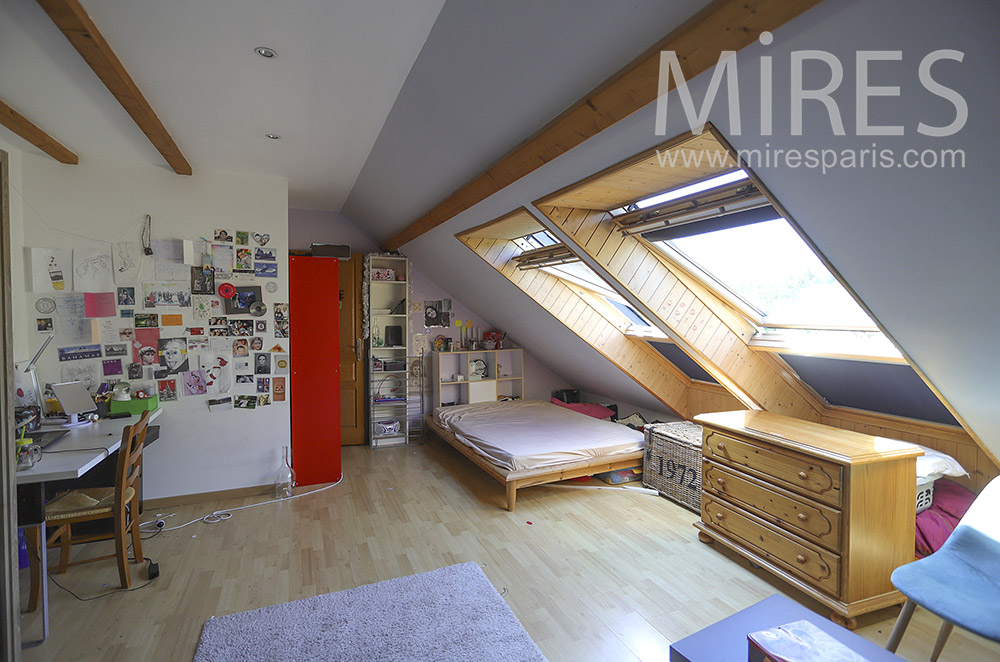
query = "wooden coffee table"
xmin=670 ymin=594 xmax=905 ymax=662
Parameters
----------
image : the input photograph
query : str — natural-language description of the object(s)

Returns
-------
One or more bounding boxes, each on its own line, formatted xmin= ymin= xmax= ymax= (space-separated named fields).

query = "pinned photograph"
xmin=252 ymin=232 xmax=270 ymax=247
xmin=255 ymin=320 xmax=267 ymax=333
xmin=235 ymin=248 xmax=254 ymax=273
xmin=209 ymin=327 xmax=229 ymax=337
xmin=158 ymin=379 xmax=178 ymax=401
xmin=158 ymin=337 xmax=190 ymax=374
xmin=254 ymin=247 xmax=276 ymax=261
xmin=153 ymin=367 xmax=169 ymax=379
xmin=188 ymin=337 xmax=210 ymax=351
xmin=424 ymin=300 xmax=443 ymax=327
xmin=257 ymin=377 xmax=270 ymax=393
xmin=235 ymin=231 xmax=249 ymax=246
xmin=234 ymin=394 xmax=256 ymax=409
xmin=143 ymin=282 xmax=192 ymax=308
xmin=273 ymin=354 xmax=289 ymax=375
xmin=234 ymin=358 xmax=250 ymax=372
xmin=224 ymin=286 xmax=262 ymax=315
xmin=191 ymin=267 xmax=215 ymax=295
xmin=257 ymin=394 xmax=271 ymax=407
xmin=254 ymin=352 xmax=271 ymax=375
xmin=235 ymin=374 xmax=254 ymax=384
xmin=214 ymin=229 xmax=233 ymax=243
xmin=229 ymin=319 xmax=253 ymax=337
xmin=254 ymin=262 xmax=278 ymax=278
xmin=189 ymin=327 xmax=205 ymax=336
xmin=117 ymin=287 xmax=135 ymax=306
xmin=233 ymin=338 xmax=249 ymax=356
xmin=273 ymin=303 xmax=288 ymax=321
xmin=250 ymin=337 xmax=263 ymax=351
xmin=102 ymin=359 xmax=123 ymax=376
xmin=104 ymin=343 xmax=128 ymax=357
xmin=36 ymin=317 xmax=54 ymax=334
xmin=209 ymin=316 xmax=228 ymax=327
xmin=183 ymin=369 xmax=208 ymax=396
xmin=273 ymin=377 xmax=286 ymax=402
xmin=119 ymin=328 xmax=134 ymax=342
xmin=57 ymin=344 xmax=102 ymax=362
xmin=120 ymin=309 xmax=134 ymax=319
xmin=134 ymin=313 xmax=159 ymax=328
xmin=274 ymin=320 xmax=289 ymax=338
xmin=127 ymin=363 xmax=143 ymax=380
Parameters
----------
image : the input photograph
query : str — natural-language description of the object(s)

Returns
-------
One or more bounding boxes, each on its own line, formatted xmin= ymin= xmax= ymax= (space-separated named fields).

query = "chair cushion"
xmin=892 ymin=524 xmax=1000 ymax=641
xmin=45 ymin=486 xmax=135 ymax=521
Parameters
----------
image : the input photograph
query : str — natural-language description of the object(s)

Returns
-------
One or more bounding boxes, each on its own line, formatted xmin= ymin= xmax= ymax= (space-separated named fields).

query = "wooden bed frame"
xmin=425 ymin=414 xmax=644 ymax=511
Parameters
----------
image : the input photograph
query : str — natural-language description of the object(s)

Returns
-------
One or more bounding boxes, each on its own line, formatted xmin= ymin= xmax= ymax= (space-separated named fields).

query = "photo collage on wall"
xmin=22 ymin=230 xmax=289 ymax=413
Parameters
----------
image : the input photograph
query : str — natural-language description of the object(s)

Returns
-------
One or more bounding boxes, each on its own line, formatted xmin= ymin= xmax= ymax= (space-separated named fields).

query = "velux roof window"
xmin=633 ymin=172 xmax=902 ymax=360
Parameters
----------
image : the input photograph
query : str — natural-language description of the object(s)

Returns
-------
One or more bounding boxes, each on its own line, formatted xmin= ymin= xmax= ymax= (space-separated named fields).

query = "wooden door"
xmin=339 ymin=253 xmax=365 ymax=445
xmin=289 ymin=256 xmax=341 ymax=485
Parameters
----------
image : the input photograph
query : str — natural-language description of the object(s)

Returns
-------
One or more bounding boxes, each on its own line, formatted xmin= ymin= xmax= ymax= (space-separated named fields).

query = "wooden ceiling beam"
xmin=36 ymin=0 xmax=192 ymax=175
xmin=0 ymin=98 xmax=78 ymax=164
xmin=384 ymin=0 xmax=824 ymax=250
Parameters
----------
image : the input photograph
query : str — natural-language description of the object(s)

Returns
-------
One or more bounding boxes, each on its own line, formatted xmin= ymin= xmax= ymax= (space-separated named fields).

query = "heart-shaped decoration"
xmin=253 ymin=233 xmax=262 ymax=244
xmin=254 ymin=233 xmax=270 ymax=246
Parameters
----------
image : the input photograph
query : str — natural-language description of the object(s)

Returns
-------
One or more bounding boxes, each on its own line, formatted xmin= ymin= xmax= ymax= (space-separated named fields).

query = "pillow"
xmin=915 ymin=444 xmax=968 ymax=481
xmin=549 ymin=398 xmax=615 ymax=420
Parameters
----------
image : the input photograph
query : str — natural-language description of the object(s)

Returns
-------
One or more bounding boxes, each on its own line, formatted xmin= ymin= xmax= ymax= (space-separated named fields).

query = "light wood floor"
xmin=19 ymin=438 xmax=1000 ymax=661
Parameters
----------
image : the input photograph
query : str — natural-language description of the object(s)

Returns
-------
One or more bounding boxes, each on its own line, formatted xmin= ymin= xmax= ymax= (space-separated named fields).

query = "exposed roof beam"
xmin=0 ymin=98 xmax=78 ymax=164
xmin=36 ymin=0 xmax=192 ymax=175
xmin=384 ymin=0 xmax=824 ymax=250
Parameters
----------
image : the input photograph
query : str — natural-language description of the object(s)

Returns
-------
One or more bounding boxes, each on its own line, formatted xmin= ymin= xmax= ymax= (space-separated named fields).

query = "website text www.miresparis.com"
xmin=654 ymin=144 xmax=965 ymax=176
xmin=653 ymin=31 xmax=969 ymax=174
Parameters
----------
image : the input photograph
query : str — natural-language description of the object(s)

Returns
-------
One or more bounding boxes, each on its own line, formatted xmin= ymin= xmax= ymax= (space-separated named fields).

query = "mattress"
xmin=433 ymin=399 xmax=643 ymax=472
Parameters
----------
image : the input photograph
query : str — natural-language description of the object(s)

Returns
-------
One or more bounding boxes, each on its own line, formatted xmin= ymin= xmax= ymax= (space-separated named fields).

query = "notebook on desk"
xmin=34 ymin=429 xmax=69 ymax=448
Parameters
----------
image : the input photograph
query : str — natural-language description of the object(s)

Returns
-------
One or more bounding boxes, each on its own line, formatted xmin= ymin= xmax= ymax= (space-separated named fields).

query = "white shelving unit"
xmin=366 ymin=255 xmax=422 ymax=447
xmin=432 ymin=348 xmax=523 ymax=408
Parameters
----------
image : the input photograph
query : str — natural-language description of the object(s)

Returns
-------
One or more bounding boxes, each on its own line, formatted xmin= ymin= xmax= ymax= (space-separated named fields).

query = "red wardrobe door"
xmin=289 ymin=256 xmax=342 ymax=485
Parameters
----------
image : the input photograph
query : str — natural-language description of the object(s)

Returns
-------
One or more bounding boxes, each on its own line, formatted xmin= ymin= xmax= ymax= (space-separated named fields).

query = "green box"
xmin=109 ymin=395 xmax=159 ymax=415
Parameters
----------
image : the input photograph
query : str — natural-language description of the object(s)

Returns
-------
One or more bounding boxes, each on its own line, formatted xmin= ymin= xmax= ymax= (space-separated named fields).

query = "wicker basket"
xmin=643 ymin=422 xmax=704 ymax=513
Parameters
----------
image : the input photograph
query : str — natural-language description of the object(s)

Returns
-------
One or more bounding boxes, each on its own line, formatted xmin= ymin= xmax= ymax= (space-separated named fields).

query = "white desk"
xmin=16 ymin=408 xmax=162 ymax=646
xmin=17 ymin=409 xmax=162 ymax=484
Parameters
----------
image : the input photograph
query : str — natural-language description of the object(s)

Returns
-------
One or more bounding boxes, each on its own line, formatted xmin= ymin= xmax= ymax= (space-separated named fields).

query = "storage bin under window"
xmin=642 ymin=421 xmax=704 ymax=512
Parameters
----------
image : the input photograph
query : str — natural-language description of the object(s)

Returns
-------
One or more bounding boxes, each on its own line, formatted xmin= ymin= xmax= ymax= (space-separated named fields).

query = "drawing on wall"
xmin=154 ymin=259 xmax=191 ymax=281
xmin=73 ymin=248 xmax=115 ymax=292
xmin=113 ymin=241 xmax=141 ymax=285
xmin=61 ymin=362 xmax=100 ymax=390
xmin=201 ymin=354 xmax=233 ymax=395
xmin=29 ymin=248 xmax=73 ymax=292
xmin=235 ymin=247 xmax=254 ymax=273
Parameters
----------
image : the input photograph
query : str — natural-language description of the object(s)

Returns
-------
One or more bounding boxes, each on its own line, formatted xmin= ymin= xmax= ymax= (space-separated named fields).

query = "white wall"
xmin=12 ymin=152 xmax=290 ymax=499
xmin=288 ymin=208 xmax=379 ymax=254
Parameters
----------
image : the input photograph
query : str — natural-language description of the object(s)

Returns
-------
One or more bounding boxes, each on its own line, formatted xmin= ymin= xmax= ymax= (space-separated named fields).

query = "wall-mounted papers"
xmin=84 ymin=292 xmax=116 ymax=318
xmin=28 ymin=248 xmax=73 ymax=292
xmin=58 ymin=344 xmax=102 ymax=361
xmin=113 ymin=241 xmax=141 ymax=284
xmin=73 ymin=248 xmax=115 ymax=292
xmin=55 ymin=293 xmax=88 ymax=339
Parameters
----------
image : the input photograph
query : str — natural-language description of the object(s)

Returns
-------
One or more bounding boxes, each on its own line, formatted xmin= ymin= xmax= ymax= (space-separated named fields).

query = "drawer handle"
xmin=798 ymin=471 xmax=808 ymax=480
xmin=796 ymin=554 xmax=808 ymax=565
xmin=716 ymin=478 xmax=726 ymax=487
xmin=717 ymin=441 xmax=726 ymax=450
xmin=797 ymin=513 xmax=808 ymax=522
xmin=716 ymin=512 xmax=725 ymax=520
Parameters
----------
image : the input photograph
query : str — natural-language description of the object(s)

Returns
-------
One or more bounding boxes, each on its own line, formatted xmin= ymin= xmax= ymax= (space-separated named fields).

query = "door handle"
xmin=356 ymin=338 xmax=363 ymax=362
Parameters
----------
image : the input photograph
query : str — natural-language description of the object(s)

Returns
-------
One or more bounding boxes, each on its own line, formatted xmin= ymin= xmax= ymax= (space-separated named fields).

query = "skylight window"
xmin=635 ymin=170 xmax=748 ymax=209
xmin=539 ymin=261 xmax=654 ymax=328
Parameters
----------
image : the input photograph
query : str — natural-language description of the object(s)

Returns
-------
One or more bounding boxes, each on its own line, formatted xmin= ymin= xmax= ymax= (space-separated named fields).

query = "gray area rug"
xmin=194 ymin=562 xmax=547 ymax=661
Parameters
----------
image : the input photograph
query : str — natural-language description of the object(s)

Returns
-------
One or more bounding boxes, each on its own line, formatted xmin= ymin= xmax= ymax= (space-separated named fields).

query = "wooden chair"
xmin=25 ymin=410 xmax=151 ymax=610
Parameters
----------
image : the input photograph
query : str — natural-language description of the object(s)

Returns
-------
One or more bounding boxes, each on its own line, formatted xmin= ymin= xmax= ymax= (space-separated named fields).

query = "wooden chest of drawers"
xmin=693 ymin=410 xmax=922 ymax=628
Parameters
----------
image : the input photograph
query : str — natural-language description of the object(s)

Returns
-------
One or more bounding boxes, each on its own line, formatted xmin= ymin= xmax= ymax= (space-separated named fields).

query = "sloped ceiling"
xmin=349 ymin=0 xmax=1000 ymax=458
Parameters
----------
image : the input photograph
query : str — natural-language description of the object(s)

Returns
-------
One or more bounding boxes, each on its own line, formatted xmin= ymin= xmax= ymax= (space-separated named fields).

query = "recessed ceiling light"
xmin=255 ymin=47 xmax=277 ymax=58
xmin=265 ymin=133 xmax=281 ymax=140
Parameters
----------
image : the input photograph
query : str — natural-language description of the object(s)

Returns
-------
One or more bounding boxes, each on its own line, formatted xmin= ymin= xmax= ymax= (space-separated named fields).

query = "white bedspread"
xmin=433 ymin=399 xmax=643 ymax=472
